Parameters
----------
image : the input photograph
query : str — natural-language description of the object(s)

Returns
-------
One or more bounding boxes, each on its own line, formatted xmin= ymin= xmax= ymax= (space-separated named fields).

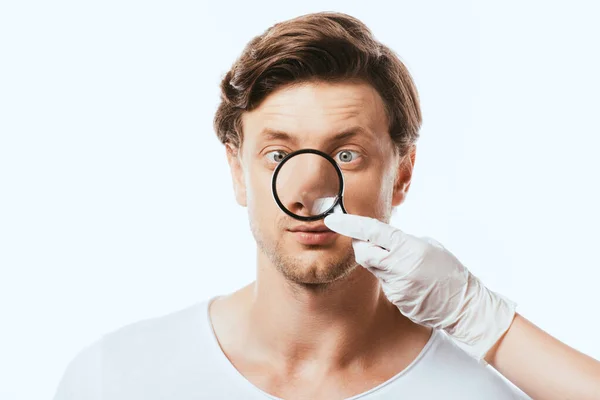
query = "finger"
xmin=352 ymin=238 xmax=390 ymax=270
xmin=325 ymin=213 xmax=404 ymax=250
xmin=311 ymin=196 xmax=337 ymax=215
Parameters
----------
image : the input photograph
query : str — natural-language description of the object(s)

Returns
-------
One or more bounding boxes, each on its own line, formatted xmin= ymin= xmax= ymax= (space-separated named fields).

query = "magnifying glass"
xmin=271 ymin=148 xmax=347 ymax=221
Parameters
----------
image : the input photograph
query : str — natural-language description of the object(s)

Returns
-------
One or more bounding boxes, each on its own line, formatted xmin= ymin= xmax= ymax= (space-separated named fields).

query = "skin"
xmin=210 ymin=80 xmax=432 ymax=399
xmin=485 ymin=314 xmax=600 ymax=400
xmin=210 ymin=79 xmax=600 ymax=400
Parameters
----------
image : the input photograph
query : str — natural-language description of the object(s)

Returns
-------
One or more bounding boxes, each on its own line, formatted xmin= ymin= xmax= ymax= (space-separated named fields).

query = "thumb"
xmin=351 ymin=239 xmax=390 ymax=271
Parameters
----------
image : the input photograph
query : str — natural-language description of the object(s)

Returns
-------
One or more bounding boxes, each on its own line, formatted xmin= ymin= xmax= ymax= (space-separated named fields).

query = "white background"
xmin=1 ymin=1 xmax=599 ymax=398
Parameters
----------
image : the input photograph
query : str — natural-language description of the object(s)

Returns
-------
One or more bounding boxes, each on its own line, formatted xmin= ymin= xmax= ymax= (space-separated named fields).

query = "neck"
xmin=238 ymin=250 xmax=410 ymax=366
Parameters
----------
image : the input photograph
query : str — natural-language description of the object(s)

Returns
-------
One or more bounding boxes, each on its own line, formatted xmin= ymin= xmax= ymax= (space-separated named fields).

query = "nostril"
xmin=289 ymin=202 xmax=310 ymax=217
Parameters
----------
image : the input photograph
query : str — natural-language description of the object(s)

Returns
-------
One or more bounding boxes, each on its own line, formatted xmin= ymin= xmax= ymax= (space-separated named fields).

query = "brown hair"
xmin=213 ymin=12 xmax=422 ymax=155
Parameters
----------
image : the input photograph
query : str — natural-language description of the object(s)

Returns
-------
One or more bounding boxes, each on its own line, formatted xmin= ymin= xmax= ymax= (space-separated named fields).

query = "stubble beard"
xmin=250 ymin=218 xmax=358 ymax=289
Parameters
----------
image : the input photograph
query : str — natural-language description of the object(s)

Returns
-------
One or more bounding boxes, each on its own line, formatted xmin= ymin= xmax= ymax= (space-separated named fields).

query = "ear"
xmin=391 ymin=145 xmax=416 ymax=207
xmin=225 ymin=143 xmax=247 ymax=207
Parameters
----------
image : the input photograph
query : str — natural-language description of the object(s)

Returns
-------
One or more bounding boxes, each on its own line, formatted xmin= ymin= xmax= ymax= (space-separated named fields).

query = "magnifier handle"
xmin=330 ymin=200 xmax=347 ymax=215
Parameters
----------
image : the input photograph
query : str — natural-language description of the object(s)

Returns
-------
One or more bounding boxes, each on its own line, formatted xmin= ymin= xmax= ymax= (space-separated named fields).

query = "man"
xmin=54 ymin=12 xmax=529 ymax=399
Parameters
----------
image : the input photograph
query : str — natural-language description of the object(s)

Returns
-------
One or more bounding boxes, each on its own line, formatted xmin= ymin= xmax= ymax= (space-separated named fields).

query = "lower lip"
xmin=290 ymin=230 xmax=337 ymax=245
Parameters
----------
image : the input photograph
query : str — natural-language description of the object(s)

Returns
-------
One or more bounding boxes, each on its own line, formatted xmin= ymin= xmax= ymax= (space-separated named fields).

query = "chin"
xmin=253 ymin=224 xmax=358 ymax=285
xmin=276 ymin=253 xmax=358 ymax=286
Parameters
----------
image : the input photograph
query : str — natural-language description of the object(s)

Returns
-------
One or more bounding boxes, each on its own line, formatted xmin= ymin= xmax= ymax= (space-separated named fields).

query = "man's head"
xmin=214 ymin=12 xmax=422 ymax=287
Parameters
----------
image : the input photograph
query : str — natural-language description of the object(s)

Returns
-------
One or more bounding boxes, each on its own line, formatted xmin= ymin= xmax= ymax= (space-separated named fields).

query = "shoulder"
xmin=99 ymin=299 xmax=210 ymax=361
xmin=408 ymin=330 xmax=529 ymax=399
xmin=53 ymin=299 xmax=215 ymax=399
xmin=53 ymin=337 xmax=104 ymax=400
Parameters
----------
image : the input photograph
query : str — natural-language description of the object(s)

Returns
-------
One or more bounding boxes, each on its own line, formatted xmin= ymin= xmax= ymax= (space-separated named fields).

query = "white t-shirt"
xmin=53 ymin=298 xmax=530 ymax=399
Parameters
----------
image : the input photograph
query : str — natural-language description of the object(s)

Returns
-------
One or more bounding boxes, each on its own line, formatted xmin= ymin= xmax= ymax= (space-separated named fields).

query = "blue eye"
xmin=335 ymin=150 xmax=359 ymax=163
xmin=266 ymin=150 xmax=288 ymax=163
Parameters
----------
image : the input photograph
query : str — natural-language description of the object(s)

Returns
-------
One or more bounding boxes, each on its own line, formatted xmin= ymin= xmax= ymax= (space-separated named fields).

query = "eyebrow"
xmin=259 ymin=126 xmax=373 ymax=145
xmin=260 ymin=129 xmax=298 ymax=144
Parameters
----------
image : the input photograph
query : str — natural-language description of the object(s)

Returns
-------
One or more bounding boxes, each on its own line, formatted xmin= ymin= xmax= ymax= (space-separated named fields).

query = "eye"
xmin=335 ymin=150 xmax=360 ymax=163
xmin=265 ymin=150 xmax=288 ymax=164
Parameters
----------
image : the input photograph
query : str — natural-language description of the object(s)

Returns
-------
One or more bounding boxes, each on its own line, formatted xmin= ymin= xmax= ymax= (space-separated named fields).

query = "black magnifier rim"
xmin=272 ymin=148 xmax=347 ymax=222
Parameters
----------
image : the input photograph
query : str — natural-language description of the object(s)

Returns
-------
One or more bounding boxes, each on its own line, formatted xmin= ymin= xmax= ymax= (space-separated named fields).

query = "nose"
xmin=276 ymin=154 xmax=339 ymax=217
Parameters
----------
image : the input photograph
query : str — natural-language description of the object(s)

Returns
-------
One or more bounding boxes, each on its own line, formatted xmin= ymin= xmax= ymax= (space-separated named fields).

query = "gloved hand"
xmin=324 ymin=213 xmax=517 ymax=363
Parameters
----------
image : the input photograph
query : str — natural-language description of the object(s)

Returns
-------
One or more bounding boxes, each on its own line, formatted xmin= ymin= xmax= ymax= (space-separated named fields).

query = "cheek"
xmin=245 ymin=167 xmax=280 ymax=226
xmin=343 ymin=170 xmax=394 ymax=219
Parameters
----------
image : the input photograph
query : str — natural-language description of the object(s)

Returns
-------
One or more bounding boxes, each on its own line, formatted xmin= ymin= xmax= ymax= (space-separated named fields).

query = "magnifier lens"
xmin=274 ymin=152 xmax=342 ymax=220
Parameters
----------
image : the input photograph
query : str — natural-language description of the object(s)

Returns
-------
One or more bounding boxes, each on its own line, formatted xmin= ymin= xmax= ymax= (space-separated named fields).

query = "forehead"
xmin=241 ymin=81 xmax=389 ymax=145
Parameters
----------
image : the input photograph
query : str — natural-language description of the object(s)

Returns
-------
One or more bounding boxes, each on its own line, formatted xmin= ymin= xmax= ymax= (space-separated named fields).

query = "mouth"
xmin=289 ymin=224 xmax=332 ymax=233
xmin=288 ymin=224 xmax=337 ymax=245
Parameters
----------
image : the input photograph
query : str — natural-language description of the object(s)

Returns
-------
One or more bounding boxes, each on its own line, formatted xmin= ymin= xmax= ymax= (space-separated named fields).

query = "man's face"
xmin=227 ymin=81 xmax=413 ymax=285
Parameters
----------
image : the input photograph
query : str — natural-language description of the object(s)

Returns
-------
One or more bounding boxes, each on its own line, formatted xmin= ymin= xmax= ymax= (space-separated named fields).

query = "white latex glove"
xmin=324 ymin=213 xmax=517 ymax=363
xmin=312 ymin=196 xmax=337 ymax=215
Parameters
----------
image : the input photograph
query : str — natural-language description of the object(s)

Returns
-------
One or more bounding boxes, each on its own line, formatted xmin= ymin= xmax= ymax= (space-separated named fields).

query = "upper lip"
xmin=289 ymin=224 xmax=332 ymax=233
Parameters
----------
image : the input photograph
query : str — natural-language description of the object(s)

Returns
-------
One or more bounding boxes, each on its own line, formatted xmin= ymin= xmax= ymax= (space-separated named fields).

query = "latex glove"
xmin=324 ymin=213 xmax=517 ymax=363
